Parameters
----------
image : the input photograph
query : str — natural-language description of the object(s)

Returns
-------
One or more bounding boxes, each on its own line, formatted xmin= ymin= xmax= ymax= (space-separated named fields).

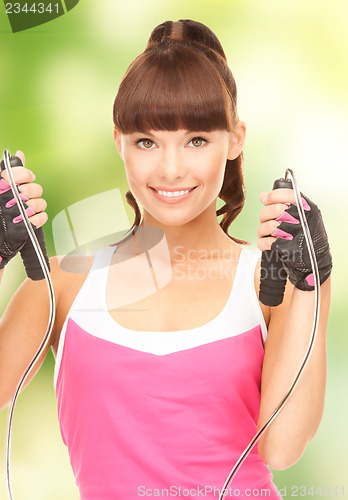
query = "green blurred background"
xmin=0 ymin=1 xmax=347 ymax=498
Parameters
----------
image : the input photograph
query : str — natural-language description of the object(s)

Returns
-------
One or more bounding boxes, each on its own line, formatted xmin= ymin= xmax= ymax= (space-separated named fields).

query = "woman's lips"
xmin=149 ymin=186 xmax=197 ymax=204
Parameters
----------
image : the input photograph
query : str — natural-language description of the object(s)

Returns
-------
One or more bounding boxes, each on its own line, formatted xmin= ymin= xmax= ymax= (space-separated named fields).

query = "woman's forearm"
xmin=257 ymin=277 xmax=331 ymax=470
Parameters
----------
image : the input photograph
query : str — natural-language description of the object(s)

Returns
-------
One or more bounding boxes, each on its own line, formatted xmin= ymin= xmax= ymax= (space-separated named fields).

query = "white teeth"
xmin=156 ymin=189 xmax=190 ymax=197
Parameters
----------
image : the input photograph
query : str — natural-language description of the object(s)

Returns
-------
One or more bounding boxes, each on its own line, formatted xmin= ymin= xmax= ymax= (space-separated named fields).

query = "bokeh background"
xmin=0 ymin=1 xmax=347 ymax=498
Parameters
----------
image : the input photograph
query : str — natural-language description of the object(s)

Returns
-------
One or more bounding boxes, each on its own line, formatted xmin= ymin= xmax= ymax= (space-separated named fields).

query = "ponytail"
xmin=125 ymin=189 xmax=142 ymax=229
xmin=217 ymin=154 xmax=246 ymax=243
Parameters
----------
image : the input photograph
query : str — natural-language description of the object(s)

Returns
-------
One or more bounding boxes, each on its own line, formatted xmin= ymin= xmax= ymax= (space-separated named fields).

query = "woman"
xmin=0 ymin=19 xmax=331 ymax=499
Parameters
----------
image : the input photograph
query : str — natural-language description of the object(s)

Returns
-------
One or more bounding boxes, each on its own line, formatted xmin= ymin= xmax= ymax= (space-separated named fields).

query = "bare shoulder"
xmin=0 ymin=256 xmax=90 ymax=407
xmin=48 ymin=256 xmax=90 ymax=354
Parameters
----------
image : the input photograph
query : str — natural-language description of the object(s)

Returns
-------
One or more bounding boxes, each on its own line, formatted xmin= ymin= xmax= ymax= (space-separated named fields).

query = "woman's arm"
xmin=0 ymin=263 xmax=59 ymax=411
xmin=0 ymin=150 xmax=57 ymax=411
xmin=256 ymin=189 xmax=331 ymax=470
xmin=257 ymin=279 xmax=330 ymax=469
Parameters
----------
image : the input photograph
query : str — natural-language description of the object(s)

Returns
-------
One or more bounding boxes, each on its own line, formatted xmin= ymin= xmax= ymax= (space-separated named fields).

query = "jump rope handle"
xmin=259 ymin=177 xmax=293 ymax=307
xmin=0 ymin=155 xmax=49 ymax=280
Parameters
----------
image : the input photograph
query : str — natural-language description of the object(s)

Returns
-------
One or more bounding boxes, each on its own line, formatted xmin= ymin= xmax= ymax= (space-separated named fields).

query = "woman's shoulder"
xmin=49 ymin=255 xmax=91 ymax=291
xmin=49 ymin=255 xmax=91 ymax=352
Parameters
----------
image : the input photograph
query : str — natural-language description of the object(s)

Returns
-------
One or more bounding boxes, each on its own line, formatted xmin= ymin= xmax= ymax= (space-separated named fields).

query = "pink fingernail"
xmin=301 ymin=197 xmax=311 ymax=211
xmin=276 ymin=212 xmax=299 ymax=224
xmin=0 ymin=179 xmax=11 ymax=194
xmin=13 ymin=207 xmax=35 ymax=223
xmin=5 ymin=194 xmax=29 ymax=208
xmin=26 ymin=207 xmax=35 ymax=217
xmin=305 ymin=273 xmax=315 ymax=286
xmin=271 ymin=228 xmax=293 ymax=240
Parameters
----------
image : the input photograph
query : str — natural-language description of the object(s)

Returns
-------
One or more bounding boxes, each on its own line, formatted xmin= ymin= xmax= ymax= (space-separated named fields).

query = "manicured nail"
xmin=26 ymin=207 xmax=35 ymax=217
xmin=13 ymin=207 xmax=35 ymax=223
xmin=276 ymin=212 xmax=299 ymax=224
xmin=0 ymin=179 xmax=11 ymax=194
xmin=5 ymin=194 xmax=29 ymax=208
xmin=305 ymin=273 xmax=315 ymax=286
xmin=301 ymin=197 xmax=311 ymax=211
xmin=271 ymin=228 xmax=293 ymax=240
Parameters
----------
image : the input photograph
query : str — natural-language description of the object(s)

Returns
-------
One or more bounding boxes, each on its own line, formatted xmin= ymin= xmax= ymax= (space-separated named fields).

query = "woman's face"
xmin=114 ymin=126 xmax=245 ymax=227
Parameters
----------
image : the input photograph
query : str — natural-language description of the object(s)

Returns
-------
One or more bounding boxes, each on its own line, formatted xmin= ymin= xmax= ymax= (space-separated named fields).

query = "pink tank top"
xmin=54 ymin=245 xmax=281 ymax=499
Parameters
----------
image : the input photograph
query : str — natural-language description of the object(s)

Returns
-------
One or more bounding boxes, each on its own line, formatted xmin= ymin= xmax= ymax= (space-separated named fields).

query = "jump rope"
xmin=1 ymin=150 xmax=320 ymax=499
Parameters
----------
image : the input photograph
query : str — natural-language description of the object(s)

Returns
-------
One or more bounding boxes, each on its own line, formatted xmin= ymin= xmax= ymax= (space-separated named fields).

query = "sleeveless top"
xmin=54 ymin=245 xmax=281 ymax=499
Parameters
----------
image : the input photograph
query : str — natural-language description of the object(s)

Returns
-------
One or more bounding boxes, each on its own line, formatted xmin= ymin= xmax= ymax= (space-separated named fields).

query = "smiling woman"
xmin=113 ymin=20 xmax=246 ymax=240
xmin=0 ymin=17 xmax=331 ymax=500
xmin=114 ymin=128 xmax=245 ymax=227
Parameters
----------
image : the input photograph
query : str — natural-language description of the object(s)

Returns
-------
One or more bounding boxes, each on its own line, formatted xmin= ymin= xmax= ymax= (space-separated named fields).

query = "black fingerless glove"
xmin=0 ymin=177 xmax=32 ymax=269
xmin=271 ymin=195 xmax=332 ymax=291
xmin=0 ymin=154 xmax=50 ymax=280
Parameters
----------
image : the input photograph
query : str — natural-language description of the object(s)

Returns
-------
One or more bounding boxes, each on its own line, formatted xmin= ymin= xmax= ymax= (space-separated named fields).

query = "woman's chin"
xmin=143 ymin=209 xmax=201 ymax=229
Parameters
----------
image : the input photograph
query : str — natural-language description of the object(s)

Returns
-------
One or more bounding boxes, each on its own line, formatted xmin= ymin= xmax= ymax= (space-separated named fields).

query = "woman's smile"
xmin=149 ymin=185 xmax=198 ymax=204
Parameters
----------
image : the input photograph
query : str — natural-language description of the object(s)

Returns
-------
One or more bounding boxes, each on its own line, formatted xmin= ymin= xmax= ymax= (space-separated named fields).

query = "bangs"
xmin=113 ymin=44 xmax=235 ymax=134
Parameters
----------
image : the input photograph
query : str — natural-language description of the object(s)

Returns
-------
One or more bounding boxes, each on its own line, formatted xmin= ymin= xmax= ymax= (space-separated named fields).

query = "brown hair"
xmin=113 ymin=19 xmax=245 ymax=243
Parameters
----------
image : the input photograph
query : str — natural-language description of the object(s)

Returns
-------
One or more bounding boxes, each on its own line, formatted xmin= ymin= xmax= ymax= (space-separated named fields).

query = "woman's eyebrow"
xmin=184 ymin=130 xmax=213 ymax=136
xmin=135 ymin=130 xmax=155 ymax=137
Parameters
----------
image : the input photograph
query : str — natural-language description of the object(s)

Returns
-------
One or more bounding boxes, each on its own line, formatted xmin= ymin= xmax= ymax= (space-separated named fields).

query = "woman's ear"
xmin=227 ymin=121 xmax=246 ymax=160
xmin=113 ymin=128 xmax=124 ymax=160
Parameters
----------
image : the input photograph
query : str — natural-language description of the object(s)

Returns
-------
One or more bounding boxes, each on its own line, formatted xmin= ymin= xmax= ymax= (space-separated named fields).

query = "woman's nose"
xmin=158 ymin=147 xmax=185 ymax=181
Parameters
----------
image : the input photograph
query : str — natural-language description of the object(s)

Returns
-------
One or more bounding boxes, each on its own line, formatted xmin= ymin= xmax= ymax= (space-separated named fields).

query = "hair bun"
xmin=146 ymin=19 xmax=227 ymax=60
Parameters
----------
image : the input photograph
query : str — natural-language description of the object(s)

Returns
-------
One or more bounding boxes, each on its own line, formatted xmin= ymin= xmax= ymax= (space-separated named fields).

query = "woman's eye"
xmin=188 ymin=137 xmax=207 ymax=148
xmin=137 ymin=139 xmax=155 ymax=149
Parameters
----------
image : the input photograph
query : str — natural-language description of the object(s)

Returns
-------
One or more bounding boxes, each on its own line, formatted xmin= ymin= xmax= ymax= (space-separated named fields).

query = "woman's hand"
xmin=257 ymin=188 xmax=332 ymax=291
xmin=1 ymin=150 xmax=48 ymax=227
xmin=257 ymin=188 xmax=296 ymax=252
xmin=0 ymin=150 xmax=48 ymax=269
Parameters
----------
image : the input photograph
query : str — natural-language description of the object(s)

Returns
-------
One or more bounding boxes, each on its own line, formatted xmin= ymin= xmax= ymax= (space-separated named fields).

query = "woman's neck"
xmin=141 ymin=203 xmax=237 ymax=263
